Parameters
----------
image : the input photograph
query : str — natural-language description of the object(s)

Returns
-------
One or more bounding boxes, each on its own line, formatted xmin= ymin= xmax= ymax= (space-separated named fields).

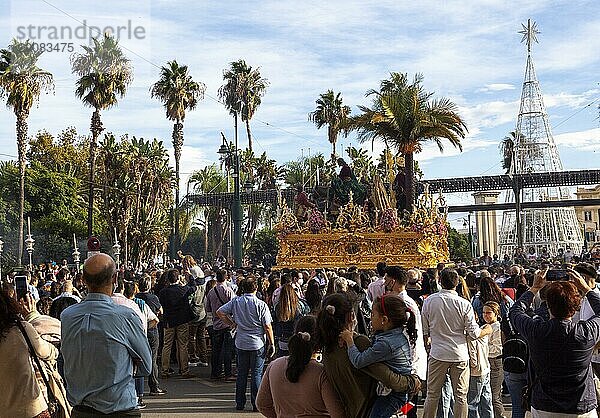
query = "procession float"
xmin=274 ymin=173 xmax=449 ymax=269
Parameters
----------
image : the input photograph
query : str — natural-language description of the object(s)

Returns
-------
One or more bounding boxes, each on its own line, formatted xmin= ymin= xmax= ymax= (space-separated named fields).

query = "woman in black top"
xmin=509 ymin=268 xmax=600 ymax=416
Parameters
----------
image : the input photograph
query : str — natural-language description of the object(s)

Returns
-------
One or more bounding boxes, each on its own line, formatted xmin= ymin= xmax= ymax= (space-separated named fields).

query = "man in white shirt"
xmin=384 ymin=265 xmax=427 ymax=418
xmin=422 ymin=268 xmax=492 ymax=418
xmin=367 ymin=261 xmax=387 ymax=303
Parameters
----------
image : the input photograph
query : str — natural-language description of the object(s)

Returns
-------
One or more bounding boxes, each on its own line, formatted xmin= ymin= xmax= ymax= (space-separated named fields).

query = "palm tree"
xmin=71 ymin=34 xmax=133 ymax=238
xmin=0 ymin=40 xmax=54 ymax=265
xmin=308 ymin=90 xmax=351 ymax=158
xmin=188 ymin=165 xmax=228 ymax=260
xmin=218 ymin=60 xmax=268 ymax=152
xmin=150 ymin=60 xmax=205 ymax=251
xmin=350 ymin=73 xmax=467 ymax=212
xmin=500 ymin=131 xmax=532 ymax=174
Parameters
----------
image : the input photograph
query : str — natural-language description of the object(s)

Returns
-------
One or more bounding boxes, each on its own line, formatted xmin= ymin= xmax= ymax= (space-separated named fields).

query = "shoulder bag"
xmin=16 ymin=321 xmax=63 ymax=418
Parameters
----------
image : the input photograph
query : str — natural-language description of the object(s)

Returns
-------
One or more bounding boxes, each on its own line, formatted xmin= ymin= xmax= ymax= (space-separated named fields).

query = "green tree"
xmin=218 ymin=60 xmax=268 ymax=152
xmin=350 ymin=73 xmax=467 ymax=212
xmin=71 ymin=34 xmax=133 ymax=238
xmin=448 ymin=227 xmax=472 ymax=262
xmin=308 ymin=90 xmax=351 ymax=158
xmin=27 ymin=127 xmax=89 ymax=177
xmin=150 ymin=60 xmax=205 ymax=250
xmin=99 ymin=134 xmax=174 ymax=267
xmin=247 ymin=228 xmax=279 ymax=265
xmin=0 ymin=39 xmax=54 ymax=265
xmin=187 ymin=164 xmax=228 ymax=260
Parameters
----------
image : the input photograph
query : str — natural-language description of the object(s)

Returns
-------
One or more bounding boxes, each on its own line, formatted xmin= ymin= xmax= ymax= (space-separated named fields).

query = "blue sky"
xmin=1 ymin=0 xmax=598 ymax=222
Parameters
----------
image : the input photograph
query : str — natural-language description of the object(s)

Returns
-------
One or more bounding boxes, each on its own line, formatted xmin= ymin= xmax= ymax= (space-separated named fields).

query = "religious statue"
xmin=331 ymin=158 xmax=366 ymax=205
xmin=294 ymin=184 xmax=315 ymax=223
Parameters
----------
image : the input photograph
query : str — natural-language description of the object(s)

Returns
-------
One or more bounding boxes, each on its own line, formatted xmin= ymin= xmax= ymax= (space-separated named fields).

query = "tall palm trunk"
xmin=172 ymin=120 xmax=184 ymax=253
xmin=245 ymin=119 xmax=253 ymax=152
xmin=329 ymin=126 xmax=336 ymax=157
xmin=88 ymin=109 xmax=104 ymax=237
xmin=16 ymin=110 xmax=29 ymax=266
xmin=404 ymin=152 xmax=415 ymax=213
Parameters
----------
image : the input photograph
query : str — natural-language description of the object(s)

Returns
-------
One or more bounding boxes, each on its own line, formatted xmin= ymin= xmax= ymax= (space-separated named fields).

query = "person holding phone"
xmin=0 ymin=290 xmax=59 ymax=417
xmin=509 ymin=267 xmax=600 ymax=416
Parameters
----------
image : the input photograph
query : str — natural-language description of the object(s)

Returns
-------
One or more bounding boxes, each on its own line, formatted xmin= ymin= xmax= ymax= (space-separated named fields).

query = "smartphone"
xmin=546 ymin=269 xmax=569 ymax=281
xmin=15 ymin=275 xmax=28 ymax=300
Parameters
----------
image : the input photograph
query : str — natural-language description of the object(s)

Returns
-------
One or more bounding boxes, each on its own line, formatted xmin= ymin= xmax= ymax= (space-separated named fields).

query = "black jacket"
xmin=158 ymin=283 xmax=196 ymax=327
xmin=509 ymin=290 xmax=600 ymax=414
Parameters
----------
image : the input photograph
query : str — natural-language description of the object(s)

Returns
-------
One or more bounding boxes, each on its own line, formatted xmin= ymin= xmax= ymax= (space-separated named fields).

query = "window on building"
xmin=584 ymin=211 xmax=592 ymax=221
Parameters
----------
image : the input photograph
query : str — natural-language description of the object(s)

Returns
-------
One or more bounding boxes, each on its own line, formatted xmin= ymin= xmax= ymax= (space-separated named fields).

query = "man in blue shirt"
xmin=217 ymin=277 xmax=275 ymax=412
xmin=61 ymin=253 xmax=152 ymax=417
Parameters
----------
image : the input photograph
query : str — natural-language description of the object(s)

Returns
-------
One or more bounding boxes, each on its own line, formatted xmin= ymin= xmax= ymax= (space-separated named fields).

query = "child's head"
xmin=483 ymin=301 xmax=500 ymax=324
xmin=372 ymin=294 xmax=417 ymax=344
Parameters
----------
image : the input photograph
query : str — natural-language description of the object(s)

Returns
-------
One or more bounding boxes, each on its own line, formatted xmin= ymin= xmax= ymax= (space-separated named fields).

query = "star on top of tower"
xmin=519 ymin=19 xmax=540 ymax=53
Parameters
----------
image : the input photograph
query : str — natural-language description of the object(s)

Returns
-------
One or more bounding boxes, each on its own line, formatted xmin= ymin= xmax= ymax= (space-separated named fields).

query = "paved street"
xmin=142 ymin=363 xmax=514 ymax=417
xmin=143 ymin=363 xmax=262 ymax=418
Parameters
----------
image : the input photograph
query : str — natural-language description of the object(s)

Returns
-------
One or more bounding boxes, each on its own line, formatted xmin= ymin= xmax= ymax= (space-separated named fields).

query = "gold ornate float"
xmin=275 ymin=187 xmax=449 ymax=270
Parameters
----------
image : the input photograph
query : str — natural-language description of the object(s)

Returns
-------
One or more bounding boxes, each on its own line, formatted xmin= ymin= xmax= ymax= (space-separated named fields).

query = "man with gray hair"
xmin=61 ymin=253 xmax=151 ymax=417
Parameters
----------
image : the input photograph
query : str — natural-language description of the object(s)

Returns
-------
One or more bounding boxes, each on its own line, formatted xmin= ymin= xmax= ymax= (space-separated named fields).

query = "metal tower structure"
xmin=498 ymin=19 xmax=583 ymax=257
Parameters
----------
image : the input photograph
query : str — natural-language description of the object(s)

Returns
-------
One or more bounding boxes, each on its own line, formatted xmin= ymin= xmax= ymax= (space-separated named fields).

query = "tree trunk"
xmin=245 ymin=119 xmax=252 ymax=152
xmin=88 ymin=109 xmax=104 ymax=238
xmin=172 ymin=120 xmax=184 ymax=254
xmin=404 ymin=152 xmax=415 ymax=214
xmin=16 ymin=110 xmax=29 ymax=266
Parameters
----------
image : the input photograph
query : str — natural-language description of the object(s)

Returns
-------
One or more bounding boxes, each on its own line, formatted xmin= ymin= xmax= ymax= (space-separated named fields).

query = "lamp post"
xmin=72 ymin=234 xmax=81 ymax=273
xmin=218 ymin=131 xmax=242 ymax=268
xmin=25 ymin=217 xmax=34 ymax=271
xmin=113 ymin=241 xmax=122 ymax=269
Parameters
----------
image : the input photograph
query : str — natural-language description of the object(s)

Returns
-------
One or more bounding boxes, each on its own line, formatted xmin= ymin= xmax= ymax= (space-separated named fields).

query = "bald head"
xmin=83 ymin=253 xmax=116 ymax=290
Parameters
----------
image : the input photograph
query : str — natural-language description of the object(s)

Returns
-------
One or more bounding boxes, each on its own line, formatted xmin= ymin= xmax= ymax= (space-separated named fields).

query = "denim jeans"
xmin=467 ymin=373 xmax=493 ymax=418
xmin=147 ymin=328 xmax=160 ymax=392
xmin=505 ymin=371 xmax=527 ymax=418
xmin=235 ymin=346 xmax=265 ymax=409
xmin=370 ymin=391 xmax=408 ymax=418
xmin=211 ymin=327 xmax=233 ymax=378
xmin=437 ymin=374 xmax=455 ymax=418
xmin=134 ymin=376 xmax=144 ymax=397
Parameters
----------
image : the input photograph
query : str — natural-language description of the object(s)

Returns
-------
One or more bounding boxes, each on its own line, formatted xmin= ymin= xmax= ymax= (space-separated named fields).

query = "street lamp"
xmin=72 ymin=235 xmax=81 ymax=273
xmin=113 ymin=241 xmax=122 ymax=269
xmin=218 ymin=131 xmax=243 ymax=268
xmin=25 ymin=235 xmax=35 ymax=271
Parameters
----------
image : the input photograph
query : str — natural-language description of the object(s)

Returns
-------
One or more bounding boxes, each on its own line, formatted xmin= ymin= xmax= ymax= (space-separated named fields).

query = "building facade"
xmin=575 ymin=186 xmax=600 ymax=246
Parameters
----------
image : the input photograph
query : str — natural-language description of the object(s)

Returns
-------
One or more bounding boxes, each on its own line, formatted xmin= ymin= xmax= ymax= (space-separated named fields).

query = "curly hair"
xmin=0 ymin=291 xmax=20 ymax=341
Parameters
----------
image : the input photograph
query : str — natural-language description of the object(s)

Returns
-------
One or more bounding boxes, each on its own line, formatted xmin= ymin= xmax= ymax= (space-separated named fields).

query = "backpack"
xmin=502 ymin=314 xmax=528 ymax=374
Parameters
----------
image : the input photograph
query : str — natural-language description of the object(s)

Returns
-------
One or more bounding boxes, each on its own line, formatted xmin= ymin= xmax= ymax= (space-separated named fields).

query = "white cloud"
xmin=554 ymin=128 xmax=600 ymax=151
xmin=478 ymin=83 xmax=516 ymax=92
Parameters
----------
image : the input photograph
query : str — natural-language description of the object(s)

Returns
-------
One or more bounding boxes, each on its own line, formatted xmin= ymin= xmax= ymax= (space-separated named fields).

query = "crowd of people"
xmin=2 ymin=251 xmax=600 ymax=418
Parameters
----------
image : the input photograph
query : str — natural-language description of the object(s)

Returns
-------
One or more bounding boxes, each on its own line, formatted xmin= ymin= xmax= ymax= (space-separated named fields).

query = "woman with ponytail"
xmin=317 ymin=292 xmax=420 ymax=418
xmin=256 ymin=316 xmax=344 ymax=417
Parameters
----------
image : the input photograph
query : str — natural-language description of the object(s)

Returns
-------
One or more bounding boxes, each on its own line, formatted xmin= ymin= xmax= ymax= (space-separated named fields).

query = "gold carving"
xmin=275 ymin=184 xmax=449 ymax=269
